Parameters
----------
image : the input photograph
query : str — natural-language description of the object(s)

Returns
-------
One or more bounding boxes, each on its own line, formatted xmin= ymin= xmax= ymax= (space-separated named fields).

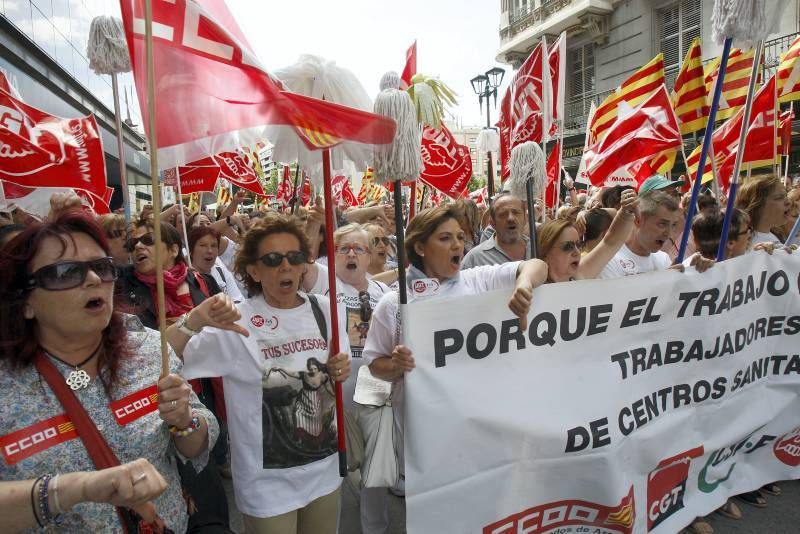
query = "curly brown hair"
xmin=234 ymin=213 xmax=313 ymax=298
xmin=0 ymin=210 xmax=130 ymax=393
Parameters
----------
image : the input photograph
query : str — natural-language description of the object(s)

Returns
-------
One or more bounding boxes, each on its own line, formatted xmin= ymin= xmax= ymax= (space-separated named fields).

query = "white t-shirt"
xmin=598 ymin=244 xmax=672 ymax=279
xmin=211 ymin=258 xmax=244 ymax=303
xmin=308 ymin=263 xmax=390 ymax=408
xmin=219 ymin=236 xmax=246 ymax=292
xmin=752 ymin=230 xmax=781 ymax=245
xmin=182 ymin=293 xmax=349 ymax=518
xmin=361 ymin=262 xmax=520 ymax=431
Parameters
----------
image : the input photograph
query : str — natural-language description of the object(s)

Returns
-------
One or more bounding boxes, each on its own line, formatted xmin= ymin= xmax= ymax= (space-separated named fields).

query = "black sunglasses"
xmin=125 ymin=233 xmax=155 ymax=252
xmin=371 ymin=236 xmax=392 ymax=247
xmin=259 ymin=251 xmax=307 ymax=267
xmin=26 ymin=257 xmax=118 ymax=291
xmin=358 ymin=290 xmax=372 ymax=322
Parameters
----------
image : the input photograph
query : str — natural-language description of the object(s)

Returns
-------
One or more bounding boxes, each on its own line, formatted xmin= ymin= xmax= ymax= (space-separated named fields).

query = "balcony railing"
xmin=508 ymin=0 xmax=574 ymax=36
xmin=561 ymin=31 xmax=799 ymax=137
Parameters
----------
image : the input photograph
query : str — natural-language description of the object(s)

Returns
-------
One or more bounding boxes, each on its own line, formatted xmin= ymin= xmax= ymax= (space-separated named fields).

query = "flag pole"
xmin=143 ymin=0 xmax=170 ymax=378
xmin=676 ymin=38 xmax=732 ymax=264
xmin=785 ymin=102 xmax=795 ymax=185
xmin=290 ymin=163 xmax=301 ymax=214
xmin=409 ymin=181 xmax=417 ymax=221
xmin=774 ymin=64 xmax=780 ymax=175
xmin=175 ymin=167 xmax=192 ymax=269
xmin=716 ymin=39 xmax=765 ymax=261
xmin=540 ymin=34 xmax=550 ymax=224
xmin=321 ymin=148 xmax=348 ymax=478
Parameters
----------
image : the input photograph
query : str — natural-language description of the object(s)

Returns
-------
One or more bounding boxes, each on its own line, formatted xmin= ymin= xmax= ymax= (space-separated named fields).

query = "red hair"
xmin=0 ymin=210 xmax=130 ymax=393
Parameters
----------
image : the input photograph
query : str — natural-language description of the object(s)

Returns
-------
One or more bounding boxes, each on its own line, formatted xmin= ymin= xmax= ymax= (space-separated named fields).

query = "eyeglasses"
xmin=336 ymin=245 xmax=368 ymax=255
xmin=358 ymin=290 xmax=372 ymax=322
xmin=558 ymin=240 xmax=582 ymax=253
xmin=258 ymin=251 xmax=307 ymax=267
xmin=125 ymin=233 xmax=155 ymax=252
xmin=26 ymin=257 xmax=118 ymax=291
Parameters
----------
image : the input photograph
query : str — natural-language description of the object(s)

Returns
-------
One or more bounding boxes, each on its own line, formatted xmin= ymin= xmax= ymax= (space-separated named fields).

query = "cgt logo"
xmin=773 ymin=426 xmax=800 ymax=467
xmin=483 ymin=486 xmax=635 ymax=534
xmin=646 ymin=445 xmax=704 ymax=531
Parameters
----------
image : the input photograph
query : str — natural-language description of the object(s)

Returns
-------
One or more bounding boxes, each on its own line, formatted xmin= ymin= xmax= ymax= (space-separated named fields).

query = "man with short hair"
xmin=462 ymin=192 xmax=530 ymax=268
xmin=598 ymin=190 xmax=681 ymax=278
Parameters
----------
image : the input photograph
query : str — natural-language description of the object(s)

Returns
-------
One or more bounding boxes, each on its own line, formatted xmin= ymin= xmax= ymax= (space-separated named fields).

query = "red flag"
xmin=584 ymin=86 xmax=682 ymax=186
xmin=119 ymin=0 xmax=396 ymax=168
xmin=497 ymin=42 xmax=545 ymax=180
xmin=419 ymin=125 xmax=472 ymax=199
xmin=74 ymin=187 xmax=113 ymax=214
xmin=0 ymin=69 xmax=23 ymax=100
xmin=547 ymin=32 xmax=566 ymax=139
xmin=212 ymin=151 xmax=265 ymax=196
xmin=0 ymin=88 xmax=107 ymax=197
xmin=401 ymin=41 xmax=417 ymax=90
xmin=3 ymin=182 xmax=112 ymax=215
xmin=300 ymin=173 xmax=311 ymax=207
xmin=275 ymin=165 xmax=293 ymax=209
xmin=331 ymin=174 xmax=357 ymax=208
xmin=164 ymin=163 xmax=220 ymax=194
xmin=468 ymin=186 xmax=488 ymax=206
xmin=780 ymin=108 xmax=794 ymax=156
xmin=545 ymin=139 xmax=561 ymax=208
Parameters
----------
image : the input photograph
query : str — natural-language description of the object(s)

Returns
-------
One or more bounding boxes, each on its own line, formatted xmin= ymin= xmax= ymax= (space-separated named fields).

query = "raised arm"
xmin=578 ymin=189 xmax=638 ymax=280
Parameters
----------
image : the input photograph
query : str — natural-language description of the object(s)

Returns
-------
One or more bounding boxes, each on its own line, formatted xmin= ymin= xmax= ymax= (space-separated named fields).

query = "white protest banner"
xmin=404 ymin=253 xmax=800 ymax=534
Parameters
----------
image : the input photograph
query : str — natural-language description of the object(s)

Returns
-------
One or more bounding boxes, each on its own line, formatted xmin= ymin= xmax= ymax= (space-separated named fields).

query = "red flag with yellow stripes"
xmin=704 ymin=48 xmax=761 ymax=121
xmin=590 ymin=54 xmax=665 ymax=144
xmin=777 ymin=35 xmax=800 ymax=103
xmin=672 ymin=38 xmax=709 ymax=135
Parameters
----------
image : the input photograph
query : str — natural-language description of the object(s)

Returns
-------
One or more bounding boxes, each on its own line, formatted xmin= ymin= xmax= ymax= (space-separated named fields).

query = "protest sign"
xmin=405 ymin=253 xmax=800 ymax=533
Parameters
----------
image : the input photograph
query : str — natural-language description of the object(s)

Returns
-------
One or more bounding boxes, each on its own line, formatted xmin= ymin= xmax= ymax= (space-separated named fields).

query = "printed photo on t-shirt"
xmin=346 ymin=308 xmax=371 ymax=358
xmin=260 ymin=356 xmax=337 ymax=468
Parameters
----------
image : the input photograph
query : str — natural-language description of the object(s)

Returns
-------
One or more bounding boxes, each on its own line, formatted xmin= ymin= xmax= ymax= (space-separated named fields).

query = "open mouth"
xmin=346 ymin=261 xmax=358 ymax=270
xmin=85 ymin=297 xmax=105 ymax=310
xmin=570 ymin=260 xmax=579 ymax=269
xmin=135 ymin=253 xmax=148 ymax=264
xmin=279 ymin=279 xmax=293 ymax=289
xmin=204 ymin=255 xmax=215 ymax=262
xmin=450 ymin=254 xmax=462 ymax=267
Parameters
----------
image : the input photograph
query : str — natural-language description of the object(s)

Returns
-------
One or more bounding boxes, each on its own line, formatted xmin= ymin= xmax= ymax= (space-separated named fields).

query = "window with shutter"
xmin=657 ymin=0 xmax=702 ymax=87
xmin=570 ymin=43 xmax=595 ymax=102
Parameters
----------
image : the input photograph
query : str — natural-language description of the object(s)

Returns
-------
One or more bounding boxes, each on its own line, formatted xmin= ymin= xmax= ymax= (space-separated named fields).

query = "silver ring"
xmin=133 ymin=472 xmax=147 ymax=485
xmin=171 ymin=400 xmax=177 ymax=409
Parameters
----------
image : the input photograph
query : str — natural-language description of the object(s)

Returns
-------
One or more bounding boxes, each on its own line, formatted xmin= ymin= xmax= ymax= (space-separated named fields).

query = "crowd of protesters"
xmin=0 ymin=171 xmax=797 ymax=534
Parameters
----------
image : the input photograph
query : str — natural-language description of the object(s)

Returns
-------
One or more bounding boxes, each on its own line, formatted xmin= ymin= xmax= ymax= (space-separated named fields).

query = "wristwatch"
xmin=176 ymin=313 xmax=201 ymax=337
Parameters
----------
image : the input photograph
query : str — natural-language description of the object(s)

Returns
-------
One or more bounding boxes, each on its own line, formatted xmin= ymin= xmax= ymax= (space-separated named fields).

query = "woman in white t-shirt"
xmin=361 ymin=205 xmax=548 ymax=526
xmin=736 ymin=174 xmax=792 ymax=245
xmin=166 ymin=214 xmax=351 ymax=534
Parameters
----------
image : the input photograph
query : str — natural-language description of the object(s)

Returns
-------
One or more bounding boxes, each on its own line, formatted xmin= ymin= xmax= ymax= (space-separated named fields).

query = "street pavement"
xmin=225 ymin=477 xmax=799 ymax=533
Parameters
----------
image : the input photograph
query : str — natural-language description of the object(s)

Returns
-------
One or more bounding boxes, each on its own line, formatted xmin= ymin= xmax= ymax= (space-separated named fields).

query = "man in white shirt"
xmin=599 ymin=190 xmax=681 ymax=279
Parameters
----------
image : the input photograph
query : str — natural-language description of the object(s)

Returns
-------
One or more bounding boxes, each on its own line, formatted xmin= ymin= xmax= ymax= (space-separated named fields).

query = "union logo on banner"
xmin=420 ymin=125 xmax=472 ymax=199
xmin=646 ymin=446 xmax=704 ymax=530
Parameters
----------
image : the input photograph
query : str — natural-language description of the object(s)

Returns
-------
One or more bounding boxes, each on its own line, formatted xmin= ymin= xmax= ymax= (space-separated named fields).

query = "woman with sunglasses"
xmin=536 ymin=189 xmax=639 ymax=283
xmin=364 ymin=223 xmax=394 ymax=276
xmin=97 ymin=214 xmax=129 ymax=266
xmin=0 ymin=211 xmax=218 ymax=532
xmin=165 ymin=214 xmax=351 ymax=534
xmin=360 ymin=205 xmax=548 ymax=532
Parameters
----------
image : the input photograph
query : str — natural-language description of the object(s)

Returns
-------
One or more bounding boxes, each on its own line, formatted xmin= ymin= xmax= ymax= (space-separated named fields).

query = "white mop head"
xmin=476 ymin=128 xmax=500 ymax=153
xmin=711 ymin=0 xmax=766 ymax=47
xmin=380 ymin=71 xmax=402 ymax=91
xmin=87 ymin=16 xmax=131 ymax=75
xmin=372 ymin=89 xmax=422 ymax=184
xmin=506 ymin=141 xmax=547 ymax=201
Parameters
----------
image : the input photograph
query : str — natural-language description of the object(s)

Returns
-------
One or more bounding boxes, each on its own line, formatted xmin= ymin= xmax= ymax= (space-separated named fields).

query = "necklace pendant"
xmin=66 ymin=369 xmax=91 ymax=390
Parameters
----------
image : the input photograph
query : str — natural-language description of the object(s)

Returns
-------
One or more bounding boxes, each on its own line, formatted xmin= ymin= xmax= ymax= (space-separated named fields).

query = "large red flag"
xmin=401 ymin=41 xmax=417 ymax=90
xmin=275 ymin=165 xmax=293 ymax=209
xmin=167 ymin=150 xmax=265 ymax=195
xmin=119 ymin=0 xmax=396 ymax=168
xmin=584 ymin=86 xmax=681 ymax=185
xmin=419 ymin=125 xmax=472 ymax=199
xmin=497 ymin=42 xmax=545 ymax=180
xmin=0 ymin=88 xmax=107 ymax=197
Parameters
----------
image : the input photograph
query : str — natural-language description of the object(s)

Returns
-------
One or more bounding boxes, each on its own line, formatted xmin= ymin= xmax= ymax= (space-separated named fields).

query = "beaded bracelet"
xmin=30 ymin=475 xmax=45 ymax=527
xmin=169 ymin=411 xmax=201 ymax=438
xmin=37 ymin=474 xmax=54 ymax=525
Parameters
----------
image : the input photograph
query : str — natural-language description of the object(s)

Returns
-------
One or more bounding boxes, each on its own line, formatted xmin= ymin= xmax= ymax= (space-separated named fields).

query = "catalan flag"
xmin=672 ymin=38 xmax=709 ymax=135
xmin=590 ymin=54 xmax=665 ymax=143
xmin=217 ymin=183 xmax=232 ymax=207
xmin=187 ymin=193 xmax=200 ymax=213
xmin=704 ymin=47 xmax=760 ymax=121
xmin=777 ymin=35 xmax=800 ymax=103
xmin=357 ymin=168 xmax=385 ymax=205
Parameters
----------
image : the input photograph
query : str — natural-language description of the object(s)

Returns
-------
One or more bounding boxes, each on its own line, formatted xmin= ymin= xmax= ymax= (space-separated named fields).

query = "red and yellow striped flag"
xmin=590 ymin=54 xmax=665 ymax=143
xmin=704 ymin=47 xmax=760 ymax=121
xmin=672 ymin=38 xmax=709 ymax=135
xmin=357 ymin=167 xmax=385 ymax=205
xmin=187 ymin=192 xmax=200 ymax=213
xmin=217 ymin=184 xmax=232 ymax=207
xmin=777 ymin=35 xmax=800 ymax=103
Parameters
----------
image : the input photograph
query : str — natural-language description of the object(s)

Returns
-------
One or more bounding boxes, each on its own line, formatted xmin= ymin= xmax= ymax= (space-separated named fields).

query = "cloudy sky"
xmin=227 ymin=0 xmax=512 ymax=128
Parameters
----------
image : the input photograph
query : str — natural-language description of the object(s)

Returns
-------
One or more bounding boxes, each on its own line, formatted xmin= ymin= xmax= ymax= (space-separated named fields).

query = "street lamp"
xmin=471 ymin=67 xmax=505 ymax=197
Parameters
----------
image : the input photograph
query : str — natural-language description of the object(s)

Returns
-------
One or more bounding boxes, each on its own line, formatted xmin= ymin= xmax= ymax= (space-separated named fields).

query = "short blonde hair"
xmin=333 ymin=223 xmax=369 ymax=246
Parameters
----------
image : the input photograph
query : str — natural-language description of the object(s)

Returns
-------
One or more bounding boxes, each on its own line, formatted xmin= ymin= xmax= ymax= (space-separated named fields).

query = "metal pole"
xmin=175 ymin=168 xmax=192 ymax=269
xmin=486 ymin=93 xmax=495 ymax=198
xmin=111 ymin=73 xmax=131 ymax=222
xmin=784 ymin=102 xmax=794 ymax=186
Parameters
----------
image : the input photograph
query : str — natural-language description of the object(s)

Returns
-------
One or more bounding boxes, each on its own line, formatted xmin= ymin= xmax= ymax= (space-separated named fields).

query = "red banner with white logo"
xmin=275 ymin=165 xmax=293 ymax=209
xmin=164 ymin=163 xmax=220 ymax=194
xmin=0 ymin=88 xmax=107 ymax=197
xmin=331 ymin=174 xmax=357 ymax=208
xmin=119 ymin=0 xmax=395 ymax=168
xmin=419 ymin=125 xmax=472 ymax=199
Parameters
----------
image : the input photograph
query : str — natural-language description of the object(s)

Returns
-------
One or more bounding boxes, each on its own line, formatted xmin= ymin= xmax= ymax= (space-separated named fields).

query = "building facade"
xmin=1 ymin=0 xmax=154 ymax=212
xmin=497 ymin=0 xmax=800 ymax=177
